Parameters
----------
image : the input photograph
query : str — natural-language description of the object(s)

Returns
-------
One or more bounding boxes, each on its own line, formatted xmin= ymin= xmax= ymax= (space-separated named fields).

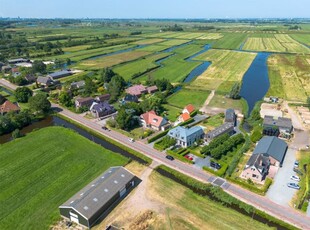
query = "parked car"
xmin=287 ymin=183 xmax=300 ymax=190
xmin=293 ymin=167 xmax=304 ymax=176
xmin=294 ymin=161 xmax=299 ymax=168
xmin=210 ymin=161 xmax=221 ymax=170
xmin=290 ymin=175 xmax=300 ymax=182
xmin=166 ymin=155 xmax=174 ymax=161
xmin=102 ymin=126 xmax=108 ymax=130
xmin=129 ymin=138 xmax=135 ymax=143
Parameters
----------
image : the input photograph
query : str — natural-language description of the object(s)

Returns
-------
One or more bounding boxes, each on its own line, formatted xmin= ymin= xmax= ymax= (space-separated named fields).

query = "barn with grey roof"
xmin=59 ymin=166 xmax=139 ymax=228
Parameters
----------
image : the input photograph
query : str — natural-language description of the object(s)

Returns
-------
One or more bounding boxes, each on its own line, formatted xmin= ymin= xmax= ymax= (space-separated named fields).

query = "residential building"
xmin=225 ymin=108 xmax=236 ymax=125
xmin=263 ymin=115 xmax=293 ymax=137
xmin=70 ymin=80 xmax=85 ymax=90
xmin=178 ymin=113 xmax=191 ymax=123
xmin=240 ymin=153 xmax=270 ymax=182
xmin=24 ymin=74 xmax=37 ymax=83
xmin=59 ymin=167 xmax=139 ymax=229
xmin=95 ymin=94 xmax=110 ymax=103
xmin=140 ymin=110 xmax=170 ymax=131
xmin=75 ymin=97 xmax=94 ymax=109
xmin=47 ymin=70 xmax=72 ymax=80
xmin=205 ymin=122 xmax=234 ymax=141
xmin=182 ymin=104 xmax=195 ymax=115
xmin=1 ymin=65 xmax=12 ymax=73
xmin=146 ymin=85 xmax=158 ymax=94
xmin=0 ymin=100 xmax=20 ymax=115
xmin=253 ymin=136 xmax=288 ymax=167
xmin=125 ymin=84 xmax=147 ymax=97
xmin=90 ymin=101 xmax=115 ymax=118
xmin=123 ymin=94 xmax=139 ymax=103
xmin=168 ymin=126 xmax=204 ymax=148
xmin=37 ymin=76 xmax=54 ymax=87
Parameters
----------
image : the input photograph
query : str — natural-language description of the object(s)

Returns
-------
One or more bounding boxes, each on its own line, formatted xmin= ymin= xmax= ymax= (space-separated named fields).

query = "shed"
xmin=59 ymin=167 xmax=139 ymax=228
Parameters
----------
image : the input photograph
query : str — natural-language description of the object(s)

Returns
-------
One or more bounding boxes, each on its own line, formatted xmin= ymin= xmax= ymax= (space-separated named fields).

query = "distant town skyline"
xmin=0 ymin=0 xmax=309 ymax=19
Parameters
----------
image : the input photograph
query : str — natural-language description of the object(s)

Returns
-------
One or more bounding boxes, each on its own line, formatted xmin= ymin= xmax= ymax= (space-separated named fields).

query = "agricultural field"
xmin=131 ymin=38 xmax=165 ymax=45
xmin=174 ymin=32 xmax=206 ymax=39
xmin=192 ymin=49 xmax=256 ymax=93
xmin=0 ymin=127 xmax=128 ymax=230
xmin=167 ymin=87 xmax=210 ymax=109
xmin=243 ymin=34 xmax=310 ymax=53
xmin=96 ymin=169 xmax=273 ymax=230
xmin=267 ymin=54 xmax=310 ymax=102
xmin=62 ymin=45 xmax=92 ymax=52
xmin=157 ymin=39 xmax=190 ymax=46
xmin=77 ymin=50 xmax=151 ymax=70
xmin=197 ymin=33 xmax=223 ymax=40
xmin=212 ymin=33 xmax=247 ymax=49
xmin=137 ymin=44 xmax=170 ymax=52
xmin=113 ymin=52 xmax=171 ymax=80
xmin=291 ymin=34 xmax=310 ymax=46
xmin=138 ymin=44 xmax=204 ymax=83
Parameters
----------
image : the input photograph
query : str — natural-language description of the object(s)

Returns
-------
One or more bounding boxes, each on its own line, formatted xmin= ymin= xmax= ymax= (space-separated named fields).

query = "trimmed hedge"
xmin=190 ymin=110 xmax=198 ymax=117
xmin=54 ymin=113 xmax=152 ymax=165
xmin=166 ymin=149 xmax=193 ymax=164
xmin=203 ymin=161 xmax=228 ymax=177
xmin=147 ymin=129 xmax=169 ymax=143
xmin=227 ymin=177 xmax=273 ymax=196
xmin=155 ymin=165 xmax=298 ymax=230
xmin=179 ymin=117 xmax=195 ymax=126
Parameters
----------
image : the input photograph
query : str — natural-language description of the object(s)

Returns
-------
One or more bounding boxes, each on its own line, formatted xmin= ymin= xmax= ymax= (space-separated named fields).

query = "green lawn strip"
xmin=0 ymin=126 xmax=128 ymax=230
xmin=212 ymin=33 xmax=248 ymax=50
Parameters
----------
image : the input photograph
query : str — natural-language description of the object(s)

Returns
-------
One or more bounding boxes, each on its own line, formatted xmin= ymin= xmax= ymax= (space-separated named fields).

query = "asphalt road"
xmin=1 ymin=80 xmax=310 ymax=229
xmin=52 ymin=103 xmax=310 ymax=230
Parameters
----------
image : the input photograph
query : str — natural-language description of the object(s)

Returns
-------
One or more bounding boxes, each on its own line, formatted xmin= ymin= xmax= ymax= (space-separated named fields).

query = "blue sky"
xmin=0 ymin=0 xmax=309 ymax=18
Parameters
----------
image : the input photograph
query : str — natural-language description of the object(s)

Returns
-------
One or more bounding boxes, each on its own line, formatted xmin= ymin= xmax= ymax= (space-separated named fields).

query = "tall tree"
xmin=15 ymin=87 xmax=33 ymax=103
xmin=101 ymin=68 xmax=116 ymax=83
xmin=229 ymin=82 xmax=241 ymax=99
xmin=107 ymin=75 xmax=126 ymax=102
xmin=32 ymin=60 xmax=46 ymax=74
xmin=29 ymin=93 xmax=51 ymax=114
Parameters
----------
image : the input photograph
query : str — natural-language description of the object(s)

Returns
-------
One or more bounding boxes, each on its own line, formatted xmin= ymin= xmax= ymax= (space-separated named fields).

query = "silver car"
xmin=287 ymin=183 xmax=300 ymax=190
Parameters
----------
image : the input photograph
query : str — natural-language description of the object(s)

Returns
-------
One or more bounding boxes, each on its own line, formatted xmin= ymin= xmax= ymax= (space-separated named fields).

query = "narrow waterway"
xmin=240 ymin=52 xmax=270 ymax=115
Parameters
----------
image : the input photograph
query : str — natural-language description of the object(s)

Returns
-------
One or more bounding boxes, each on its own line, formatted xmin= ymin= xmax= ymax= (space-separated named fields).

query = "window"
xmin=252 ymin=174 xmax=257 ymax=178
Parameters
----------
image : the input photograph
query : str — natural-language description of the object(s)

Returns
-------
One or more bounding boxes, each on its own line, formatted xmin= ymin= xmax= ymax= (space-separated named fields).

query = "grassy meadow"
xmin=0 ymin=127 xmax=128 ymax=230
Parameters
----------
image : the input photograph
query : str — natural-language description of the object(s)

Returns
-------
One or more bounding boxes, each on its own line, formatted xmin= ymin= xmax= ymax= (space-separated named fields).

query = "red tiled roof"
xmin=180 ymin=113 xmax=191 ymax=122
xmin=140 ymin=110 xmax=166 ymax=128
xmin=146 ymin=85 xmax=158 ymax=93
xmin=184 ymin=104 xmax=195 ymax=114
xmin=0 ymin=100 xmax=20 ymax=114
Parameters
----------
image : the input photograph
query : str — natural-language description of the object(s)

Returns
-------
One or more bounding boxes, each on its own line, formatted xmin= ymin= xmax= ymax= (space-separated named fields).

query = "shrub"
xmin=147 ymin=129 xmax=169 ymax=143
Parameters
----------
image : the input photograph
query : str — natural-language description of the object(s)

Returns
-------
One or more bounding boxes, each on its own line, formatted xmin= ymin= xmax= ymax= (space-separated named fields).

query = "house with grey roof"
xmin=8 ymin=58 xmax=30 ymax=65
xmin=225 ymin=108 xmax=236 ymax=125
xmin=59 ymin=167 xmax=139 ymax=228
xmin=70 ymin=80 xmax=85 ymax=90
xmin=253 ymin=136 xmax=288 ymax=167
xmin=75 ymin=97 xmax=94 ymax=109
xmin=48 ymin=69 xmax=72 ymax=80
xmin=263 ymin=115 xmax=293 ymax=138
xmin=95 ymin=94 xmax=110 ymax=103
xmin=205 ymin=122 xmax=234 ymax=141
xmin=168 ymin=126 xmax=204 ymax=148
xmin=90 ymin=101 xmax=115 ymax=118
xmin=240 ymin=153 xmax=270 ymax=182
xmin=37 ymin=76 xmax=54 ymax=87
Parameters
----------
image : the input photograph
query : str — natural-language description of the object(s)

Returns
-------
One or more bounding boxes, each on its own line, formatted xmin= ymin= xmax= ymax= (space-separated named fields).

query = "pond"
xmin=240 ymin=52 xmax=270 ymax=116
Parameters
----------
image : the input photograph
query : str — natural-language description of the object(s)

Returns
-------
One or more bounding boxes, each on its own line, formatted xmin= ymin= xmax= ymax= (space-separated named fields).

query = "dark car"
xmin=210 ymin=161 xmax=221 ymax=170
xmin=102 ymin=126 xmax=108 ymax=130
xmin=166 ymin=155 xmax=174 ymax=161
xmin=293 ymin=167 xmax=304 ymax=176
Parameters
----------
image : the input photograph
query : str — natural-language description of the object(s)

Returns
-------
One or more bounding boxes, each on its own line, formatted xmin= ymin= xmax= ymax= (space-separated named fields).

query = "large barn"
xmin=59 ymin=166 xmax=139 ymax=228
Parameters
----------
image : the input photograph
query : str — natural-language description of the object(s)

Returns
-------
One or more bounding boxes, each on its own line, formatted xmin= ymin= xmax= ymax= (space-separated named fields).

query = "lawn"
xmin=0 ymin=127 xmax=128 ymax=230
xmin=203 ymin=113 xmax=225 ymax=127
xmin=113 ymin=52 xmax=171 ymax=80
xmin=163 ymin=104 xmax=181 ymax=122
xmin=167 ymin=87 xmax=210 ymax=109
xmin=191 ymin=49 xmax=256 ymax=93
xmin=267 ymin=54 xmax=310 ymax=102
xmin=208 ymin=93 xmax=248 ymax=113
xmin=77 ymin=50 xmax=151 ymax=70
xmin=212 ymin=33 xmax=247 ymax=49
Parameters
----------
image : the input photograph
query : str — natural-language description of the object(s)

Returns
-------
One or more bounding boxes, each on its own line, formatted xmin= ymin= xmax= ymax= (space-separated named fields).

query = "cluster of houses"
xmin=1 ymin=58 xmax=34 ymax=80
xmin=75 ymin=94 xmax=115 ymax=118
xmin=37 ymin=69 xmax=73 ymax=87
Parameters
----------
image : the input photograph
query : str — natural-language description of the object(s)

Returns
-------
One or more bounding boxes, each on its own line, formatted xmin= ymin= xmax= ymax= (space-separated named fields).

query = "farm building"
xmin=59 ymin=167 xmax=139 ymax=229
xmin=225 ymin=108 xmax=236 ymax=125
xmin=48 ymin=70 xmax=72 ymax=80
xmin=205 ymin=122 xmax=234 ymax=141
xmin=263 ymin=115 xmax=293 ymax=138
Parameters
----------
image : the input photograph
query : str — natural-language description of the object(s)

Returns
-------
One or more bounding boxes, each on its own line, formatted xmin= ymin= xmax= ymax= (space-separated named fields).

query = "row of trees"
xmin=0 ymin=110 xmax=32 ymax=135
xmin=201 ymin=133 xmax=230 ymax=155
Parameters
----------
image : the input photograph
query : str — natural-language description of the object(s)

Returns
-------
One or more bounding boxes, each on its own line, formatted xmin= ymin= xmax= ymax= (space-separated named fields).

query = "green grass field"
xmin=138 ymin=44 xmax=204 ymax=83
xmin=131 ymin=38 xmax=165 ymax=45
xmin=267 ymin=54 xmax=310 ymax=101
xmin=0 ymin=127 xmax=128 ymax=230
xmin=147 ymin=171 xmax=273 ymax=230
xmin=291 ymin=34 xmax=310 ymax=46
xmin=113 ymin=52 xmax=171 ymax=80
xmin=167 ymin=87 xmax=210 ymax=109
xmin=163 ymin=104 xmax=181 ymax=122
xmin=77 ymin=50 xmax=151 ymax=70
xmin=192 ymin=49 xmax=256 ymax=93
xmin=208 ymin=93 xmax=248 ymax=113
xmin=212 ymin=33 xmax=247 ymax=49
